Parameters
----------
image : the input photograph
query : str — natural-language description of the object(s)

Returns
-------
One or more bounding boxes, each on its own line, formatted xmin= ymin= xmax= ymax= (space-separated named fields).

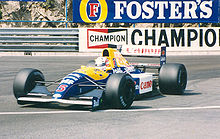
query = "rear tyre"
xmin=159 ymin=63 xmax=187 ymax=95
xmin=13 ymin=68 xmax=45 ymax=99
xmin=105 ymin=73 xmax=135 ymax=109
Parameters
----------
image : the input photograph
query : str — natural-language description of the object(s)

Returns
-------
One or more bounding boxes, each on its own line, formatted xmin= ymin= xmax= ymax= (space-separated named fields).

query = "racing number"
xmin=56 ymin=85 xmax=68 ymax=92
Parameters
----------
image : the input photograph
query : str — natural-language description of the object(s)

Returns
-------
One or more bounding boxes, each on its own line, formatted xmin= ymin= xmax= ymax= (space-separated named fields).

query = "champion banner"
xmin=73 ymin=0 xmax=219 ymax=23
xmin=79 ymin=28 xmax=220 ymax=52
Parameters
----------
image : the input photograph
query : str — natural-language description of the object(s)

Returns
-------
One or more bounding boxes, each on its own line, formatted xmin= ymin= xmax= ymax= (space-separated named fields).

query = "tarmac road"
xmin=0 ymin=55 xmax=220 ymax=138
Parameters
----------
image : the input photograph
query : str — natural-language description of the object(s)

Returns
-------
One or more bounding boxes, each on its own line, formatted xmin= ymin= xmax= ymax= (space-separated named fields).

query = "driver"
xmin=95 ymin=57 xmax=109 ymax=70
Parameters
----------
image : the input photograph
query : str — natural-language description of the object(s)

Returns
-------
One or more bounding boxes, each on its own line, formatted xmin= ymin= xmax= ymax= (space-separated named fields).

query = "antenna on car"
xmin=117 ymin=45 xmax=122 ymax=52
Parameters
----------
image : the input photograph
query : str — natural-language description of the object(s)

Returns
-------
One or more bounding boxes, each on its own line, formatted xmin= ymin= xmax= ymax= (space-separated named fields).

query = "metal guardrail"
xmin=0 ymin=28 xmax=79 ymax=52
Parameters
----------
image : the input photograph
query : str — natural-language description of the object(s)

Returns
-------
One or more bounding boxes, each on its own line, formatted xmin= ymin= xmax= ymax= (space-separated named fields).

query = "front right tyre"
xmin=159 ymin=63 xmax=187 ymax=95
xmin=105 ymin=73 xmax=135 ymax=109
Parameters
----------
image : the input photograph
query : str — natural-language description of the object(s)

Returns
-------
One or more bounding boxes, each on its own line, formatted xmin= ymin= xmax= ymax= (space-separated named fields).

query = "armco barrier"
xmin=1 ymin=28 xmax=220 ymax=55
xmin=0 ymin=28 xmax=79 ymax=52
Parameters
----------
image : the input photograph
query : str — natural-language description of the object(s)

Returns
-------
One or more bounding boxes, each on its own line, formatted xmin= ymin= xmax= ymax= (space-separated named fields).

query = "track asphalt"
xmin=0 ymin=55 xmax=220 ymax=138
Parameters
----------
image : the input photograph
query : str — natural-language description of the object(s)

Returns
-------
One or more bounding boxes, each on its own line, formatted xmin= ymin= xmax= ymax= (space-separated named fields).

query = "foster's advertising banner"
xmin=73 ymin=0 xmax=219 ymax=23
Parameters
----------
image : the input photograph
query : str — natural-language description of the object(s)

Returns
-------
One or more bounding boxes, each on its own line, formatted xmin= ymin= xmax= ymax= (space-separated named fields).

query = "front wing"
xmin=17 ymin=89 xmax=104 ymax=111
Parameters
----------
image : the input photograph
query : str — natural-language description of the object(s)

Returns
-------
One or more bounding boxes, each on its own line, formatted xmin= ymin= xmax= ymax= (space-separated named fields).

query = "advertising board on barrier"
xmin=79 ymin=28 xmax=220 ymax=52
xmin=73 ymin=0 xmax=219 ymax=23
xmin=0 ymin=0 xmax=45 ymax=1
xmin=86 ymin=29 xmax=127 ymax=49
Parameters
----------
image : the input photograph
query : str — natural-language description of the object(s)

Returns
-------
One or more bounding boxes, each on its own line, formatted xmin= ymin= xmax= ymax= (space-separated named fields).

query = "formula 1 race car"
xmin=13 ymin=46 xmax=187 ymax=110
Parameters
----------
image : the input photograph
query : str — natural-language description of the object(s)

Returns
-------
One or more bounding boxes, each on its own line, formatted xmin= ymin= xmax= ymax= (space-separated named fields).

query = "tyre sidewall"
xmin=105 ymin=73 xmax=135 ymax=109
xmin=117 ymin=75 xmax=135 ymax=108
xmin=13 ymin=68 xmax=44 ymax=98
xmin=159 ymin=63 xmax=187 ymax=95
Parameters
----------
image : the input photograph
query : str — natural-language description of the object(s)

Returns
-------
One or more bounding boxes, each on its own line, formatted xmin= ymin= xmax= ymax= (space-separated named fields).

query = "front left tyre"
xmin=13 ymin=68 xmax=45 ymax=99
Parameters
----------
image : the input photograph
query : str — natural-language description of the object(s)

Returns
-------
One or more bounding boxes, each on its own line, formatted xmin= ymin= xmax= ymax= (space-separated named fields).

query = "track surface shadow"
xmin=20 ymin=102 xmax=153 ymax=111
xmin=21 ymin=103 xmax=91 ymax=111
xmin=135 ymin=94 xmax=165 ymax=101
xmin=130 ymin=106 xmax=152 ymax=109
xmin=182 ymin=90 xmax=202 ymax=96
xmin=18 ymin=90 xmax=200 ymax=111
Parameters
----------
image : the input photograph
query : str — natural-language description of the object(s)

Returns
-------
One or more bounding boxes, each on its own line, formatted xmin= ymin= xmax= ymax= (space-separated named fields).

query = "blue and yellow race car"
xmin=13 ymin=47 xmax=187 ymax=110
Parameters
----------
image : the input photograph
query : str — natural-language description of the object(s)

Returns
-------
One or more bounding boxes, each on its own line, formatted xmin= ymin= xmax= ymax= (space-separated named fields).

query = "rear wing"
xmin=118 ymin=45 xmax=166 ymax=69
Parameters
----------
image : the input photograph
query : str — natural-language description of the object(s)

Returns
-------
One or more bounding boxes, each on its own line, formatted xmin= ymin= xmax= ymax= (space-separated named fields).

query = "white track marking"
xmin=103 ymin=106 xmax=220 ymax=112
xmin=0 ymin=110 xmax=88 ymax=115
xmin=0 ymin=106 xmax=220 ymax=115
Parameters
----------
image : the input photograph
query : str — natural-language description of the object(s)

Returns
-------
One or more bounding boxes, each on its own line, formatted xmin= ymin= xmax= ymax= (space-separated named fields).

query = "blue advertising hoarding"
xmin=73 ymin=0 xmax=219 ymax=23
xmin=0 ymin=0 xmax=46 ymax=1
xmin=219 ymin=0 xmax=220 ymax=22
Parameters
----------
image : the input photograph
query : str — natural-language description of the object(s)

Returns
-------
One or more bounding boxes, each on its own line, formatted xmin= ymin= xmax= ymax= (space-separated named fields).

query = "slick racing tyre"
xmin=13 ymin=68 xmax=45 ymax=99
xmin=159 ymin=63 xmax=187 ymax=95
xmin=105 ymin=73 xmax=135 ymax=109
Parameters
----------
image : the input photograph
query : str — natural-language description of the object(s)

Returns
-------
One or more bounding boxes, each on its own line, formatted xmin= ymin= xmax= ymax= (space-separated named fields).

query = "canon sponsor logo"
xmin=140 ymin=80 xmax=152 ymax=90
